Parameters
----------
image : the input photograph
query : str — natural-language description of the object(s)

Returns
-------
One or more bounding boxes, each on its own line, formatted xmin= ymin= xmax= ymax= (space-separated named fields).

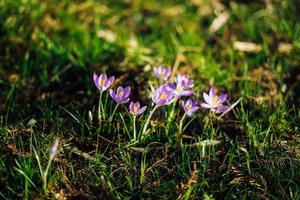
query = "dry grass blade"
xmin=64 ymin=145 xmax=96 ymax=161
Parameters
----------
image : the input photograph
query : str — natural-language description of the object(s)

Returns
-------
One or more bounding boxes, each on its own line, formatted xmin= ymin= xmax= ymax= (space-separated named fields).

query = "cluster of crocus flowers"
xmin=93 ymin=66 xmax=230 ymax=141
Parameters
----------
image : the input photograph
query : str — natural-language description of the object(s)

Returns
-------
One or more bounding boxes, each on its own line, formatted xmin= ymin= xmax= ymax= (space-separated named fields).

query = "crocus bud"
xmin=50 ymin=138 xmax=59 ymax=159
xmin=88 ymin=110 xmax=93 ymax=124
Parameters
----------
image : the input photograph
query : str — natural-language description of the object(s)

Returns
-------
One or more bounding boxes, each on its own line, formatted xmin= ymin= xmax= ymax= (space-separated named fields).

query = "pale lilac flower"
xmin=175 ymin=74 xmax=194 ymax=89
xmin=182 ymin=99 xmax=199 ymax=117
xmin=129 ymin=101 xmax=147 ymax=116
xmin=50 ymin=138 xmax=59 ymax=158
xmin=201 ymin=87 xmax=229 ymax=113
xmin=110 ymin=86 xmax=131 ymax=104
xmin=93 ymin=73 xmax=115 ymax=92
xmin=153 ymin=66 xmax=171 ymax=81
xmin=152 ymin=84 xmax=175 ymax=106
xmin=166 ymin=82 xmax=193 ymax=98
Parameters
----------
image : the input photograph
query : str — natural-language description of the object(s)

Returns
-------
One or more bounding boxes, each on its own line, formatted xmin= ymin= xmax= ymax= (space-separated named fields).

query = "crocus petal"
xmin=122 ymin=98 xmax=130 ymax=104
xmin=135 ymin=101 xmax=140 ymax=109
xmin=123 ymin=86 xmax=131 ymax=99
xmin=166 ymin=97 xmax=176 ymax=105
xmin=104 ymin=76 xmax=114 ymax=89
xmin=129 ymin=102 xmax=134 ymax=113
xmin=93 ymin=73 xmax=98 ymax=84
xmin=165 ymin=67 xmax=171 ymax=77
xmin=186 ymin=112 xmax=193 ymax=117
xmin=186 ymin=106 xmax=199 ymax=117
xmin=180 ymin=91 xmax=193 ymax=97
xmin=99 ymin=73 xmax=107 ymax=82
xmin=181 ymin=101 xmax=187 ymax=112
xmin=116 ymin=86 xmax=123 ymax=95
xmin=93 ymin=73 xmax=100 ymax=90
xmin=216 ymin=105 xmax=229 ymax=113
xmin=166 ymin=83 xmax=176 ymax=91
xmin=138 ymin=106 xmax=147 ymax=115
xmin=109 ymin=89 xmax=116 ymax=101
xmin=189 ymin=106 xmax=199 ymax=114
xmin=218 ymin=94 xmax=227 ymax=103
xmin=209 ymin=87 xmax=215 ymax=98
xmin=201 ymin=103 xmax=212 ymax=109
xmin=203 ymin=92 xmax=211 ymax=104
xmin=191 ymin=100 xmax=198 ymax=106
xmin=185 ymin=80 xmax=194 ymax=88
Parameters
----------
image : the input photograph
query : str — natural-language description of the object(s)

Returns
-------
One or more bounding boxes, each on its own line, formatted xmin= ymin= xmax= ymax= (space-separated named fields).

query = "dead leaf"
xmin=278 ymin=43 xmax=293 ymax=54
xmin=43 ymin=14 xmax=60 ymax=30
xmin=234 ymin=41 xmax=262 ymax=53
xmin=8 ymin=74 xmax=19 ymax=83
xmin=97 ymin=30 xmax=116 ymax=42
xmin=209 ymin=12 xmax=229 ymax=33
xmin=162 ymin=5 xmax=185 ymax=17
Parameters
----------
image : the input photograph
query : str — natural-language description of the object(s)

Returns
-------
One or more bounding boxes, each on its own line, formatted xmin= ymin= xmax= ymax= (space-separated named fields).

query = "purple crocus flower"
xmin=152 ymin=84 xmax=175 ymax=106
xmin=153 ymin=66 xmax=171 ymax=81
xmin=182 ymin=99 xmax=199 ymax=117
xmin=93 ymin=73 xmax=115 ymax=92
xmin=200 ymin=87 xmax=229 ymax=113
xmin=166 ymin=82 xmax=193 ymax=98
xmin=129 ymin=101 xmax=147 ymax=116
xmin=175 ymin=74 xmax=194 ymax=89
xmin=109 ymin=86 xmax=131 ymax=104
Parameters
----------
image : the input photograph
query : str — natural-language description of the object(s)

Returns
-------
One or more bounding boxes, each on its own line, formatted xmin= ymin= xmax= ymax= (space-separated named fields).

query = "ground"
xmin=0 ymin=0 xmax=300 ymax=199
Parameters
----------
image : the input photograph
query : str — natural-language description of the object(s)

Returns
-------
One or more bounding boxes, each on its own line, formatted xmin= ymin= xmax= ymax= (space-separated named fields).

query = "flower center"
xmin=160 ymin=70 xmax=165 ymax=77
xmin=211 ymin=96 xmax=221 ymax=107
xmin=99 ymin=79 xmax=106 ymax=87
xmin=187 ymin=104 xmax=192 ymax=111
xmin=177 ymin=85 xmax=183 ymax=93
xmin=133 ymin=105 xmax=138 ymax=114
xmin=160 ymin=92 xmax=167 ymax=100
xmin=119 ymin=91 xmax=124 ymax=98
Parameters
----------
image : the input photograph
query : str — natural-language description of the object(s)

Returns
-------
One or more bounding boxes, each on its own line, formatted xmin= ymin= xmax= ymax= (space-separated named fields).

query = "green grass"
xmin=1 ymin=0 xmax=300 ymax=199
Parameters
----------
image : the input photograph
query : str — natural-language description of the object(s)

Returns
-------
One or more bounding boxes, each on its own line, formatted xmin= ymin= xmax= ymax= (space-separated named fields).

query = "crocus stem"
xmin=98 ymin=92 xmax=103 ymax=120
xmin=109 ymin=103 xmax=119 ymax=122
xmin=43 ymin=155 xmax=54 ymax=191
xmin=101 ymin=93 xmax=105 ymax=119
xmin=133 ymin=116 xmax=137 ymax=141
xmin=179 ymin=113 xmax=187 ymax=136
xmin=167 ymin=99 xmax=177 ymax=123
xmin=142 ymin=105 xmax=159 ymax=136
